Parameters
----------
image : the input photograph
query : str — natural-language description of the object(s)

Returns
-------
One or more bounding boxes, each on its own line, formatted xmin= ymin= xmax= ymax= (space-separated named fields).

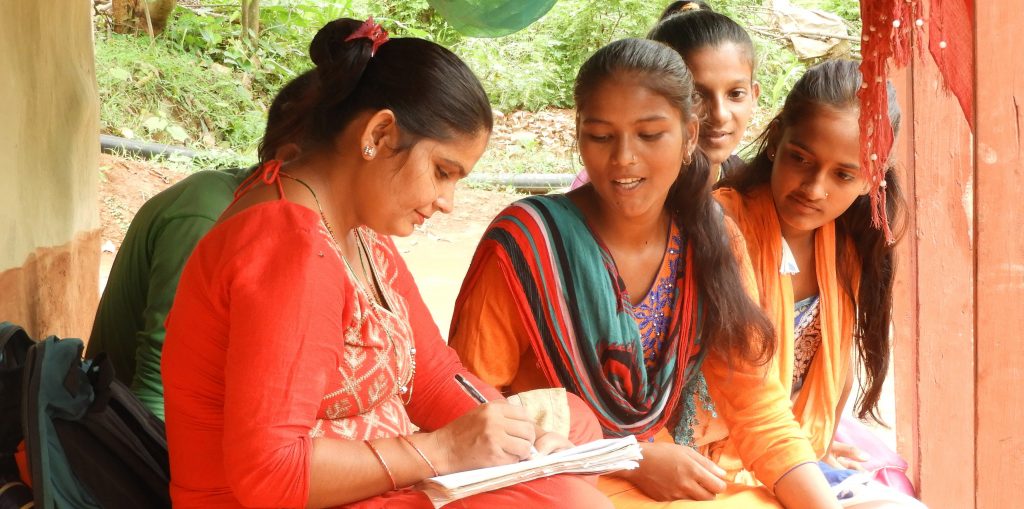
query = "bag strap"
xmin=0 ymin=322 xmax=29 ymax=350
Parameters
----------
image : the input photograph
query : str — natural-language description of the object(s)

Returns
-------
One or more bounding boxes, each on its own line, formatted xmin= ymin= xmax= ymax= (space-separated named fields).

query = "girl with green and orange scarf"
xmin=450 ymin=39 xmax=842 ymax=508
xmin=709 ymin=59 xmax=908 ymax=484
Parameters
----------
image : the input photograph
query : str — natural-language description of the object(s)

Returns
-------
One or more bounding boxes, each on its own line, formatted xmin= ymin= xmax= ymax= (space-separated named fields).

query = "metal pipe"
xmin=464 ymin=173 xmax=576 ymax=193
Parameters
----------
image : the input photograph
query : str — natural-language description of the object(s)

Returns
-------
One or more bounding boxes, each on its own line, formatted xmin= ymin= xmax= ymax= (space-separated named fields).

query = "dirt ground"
xmin=98 ymin=154 xmax=524 ymax=334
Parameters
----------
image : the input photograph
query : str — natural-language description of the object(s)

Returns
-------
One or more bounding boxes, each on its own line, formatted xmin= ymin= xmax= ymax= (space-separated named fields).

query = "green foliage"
xmin=93 ymin=0 xmax=861 ymax=171
xmin=95 ymin=33 xmax=266 ymax=153
xmin=376 ymin=0 xmax=662 ymax=110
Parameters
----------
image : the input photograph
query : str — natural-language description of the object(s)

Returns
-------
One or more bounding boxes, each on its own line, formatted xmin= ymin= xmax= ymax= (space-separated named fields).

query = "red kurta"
xmin=162 ymin=191 xmax=608 ymax=508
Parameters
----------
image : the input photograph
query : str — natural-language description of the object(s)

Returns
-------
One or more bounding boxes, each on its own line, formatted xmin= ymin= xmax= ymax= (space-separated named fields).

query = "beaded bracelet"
xmin=364 ymin=440 xmax=397 ymax=491
xmin=398 ymin=435 xmax=440 ymax=477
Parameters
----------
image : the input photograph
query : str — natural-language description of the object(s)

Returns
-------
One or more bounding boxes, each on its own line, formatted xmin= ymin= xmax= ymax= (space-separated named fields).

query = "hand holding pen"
xmin=455 ymin=374 xmax=540 ymax=458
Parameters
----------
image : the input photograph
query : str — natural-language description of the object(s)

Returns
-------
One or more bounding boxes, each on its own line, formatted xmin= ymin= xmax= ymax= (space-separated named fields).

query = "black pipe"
xmin=464 ymin=173 xmax=576 ymax=193
xmin=99 ymin=134 xmax=577 ymax=193
xmin=100 ymin=134 xmax=198 ymax=159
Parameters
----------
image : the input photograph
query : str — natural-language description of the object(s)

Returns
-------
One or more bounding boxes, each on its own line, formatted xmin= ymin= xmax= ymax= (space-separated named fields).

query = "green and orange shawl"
xmin=455 ymin=195 xmax=711 ymax=443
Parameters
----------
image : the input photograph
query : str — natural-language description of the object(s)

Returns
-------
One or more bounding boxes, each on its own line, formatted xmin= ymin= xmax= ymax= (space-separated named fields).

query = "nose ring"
xmin=825 ymin=192 xmax=830 ymax=198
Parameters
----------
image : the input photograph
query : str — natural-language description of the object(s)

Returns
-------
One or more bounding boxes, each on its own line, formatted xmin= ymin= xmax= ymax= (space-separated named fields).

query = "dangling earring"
xmin=362 ymin=145 xmax=377 ymax=159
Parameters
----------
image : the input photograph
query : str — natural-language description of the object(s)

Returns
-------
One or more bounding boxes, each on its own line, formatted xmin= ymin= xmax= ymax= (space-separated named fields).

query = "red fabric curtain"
xmin=859 ymin=0 xmax=973 ymax=242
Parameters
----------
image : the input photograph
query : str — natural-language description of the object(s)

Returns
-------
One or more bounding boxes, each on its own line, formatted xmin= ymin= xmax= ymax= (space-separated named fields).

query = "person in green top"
xmin=87 ymin=72 xmax=314 ymax=419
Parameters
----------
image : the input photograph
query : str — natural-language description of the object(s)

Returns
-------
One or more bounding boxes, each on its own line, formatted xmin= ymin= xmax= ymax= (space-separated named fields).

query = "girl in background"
xmin=572 ymin=1 xmax=759 ymax=188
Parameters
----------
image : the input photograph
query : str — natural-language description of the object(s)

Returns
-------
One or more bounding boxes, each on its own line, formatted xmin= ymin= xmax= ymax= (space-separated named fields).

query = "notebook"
xmin=416 ymin=435 xmax=642 ymax=508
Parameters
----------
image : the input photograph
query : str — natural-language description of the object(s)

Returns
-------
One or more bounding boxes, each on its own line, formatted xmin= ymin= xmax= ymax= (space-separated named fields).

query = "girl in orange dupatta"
xmin=709 ymin=60 xmax=908 ymax=486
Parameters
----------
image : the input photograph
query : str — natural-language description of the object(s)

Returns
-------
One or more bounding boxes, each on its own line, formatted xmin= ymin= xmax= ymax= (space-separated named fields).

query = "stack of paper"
xmin=416 ymin=435 xmax=642 ymax=508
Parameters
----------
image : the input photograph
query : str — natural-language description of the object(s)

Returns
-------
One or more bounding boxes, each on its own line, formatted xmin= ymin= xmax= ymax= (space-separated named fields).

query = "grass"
xmin=96 ymin=33 xmax=267 ymax=157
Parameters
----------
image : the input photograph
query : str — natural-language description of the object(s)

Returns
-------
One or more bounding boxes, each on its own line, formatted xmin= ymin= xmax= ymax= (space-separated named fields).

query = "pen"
xmin=454 ymin=373 xmax=489 ymax=404
xmin=454 ymin=373 xmax=539 ymax=457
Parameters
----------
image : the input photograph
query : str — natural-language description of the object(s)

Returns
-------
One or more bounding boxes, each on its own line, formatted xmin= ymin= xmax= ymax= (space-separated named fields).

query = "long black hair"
xmin=721 ymin=59 xmax=908 ymax=423
xmin=258 ymin=18 xmax=492 ymax=164
xmin=574 ymin=38 xmax=775 ymax=364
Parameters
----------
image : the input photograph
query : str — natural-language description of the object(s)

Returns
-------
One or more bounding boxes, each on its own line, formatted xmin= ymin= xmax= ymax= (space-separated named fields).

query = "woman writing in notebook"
xmin=449 ymin=38 xmax=838 ymax=508
xmin=160 ymin=17 xmax=611 ymax=509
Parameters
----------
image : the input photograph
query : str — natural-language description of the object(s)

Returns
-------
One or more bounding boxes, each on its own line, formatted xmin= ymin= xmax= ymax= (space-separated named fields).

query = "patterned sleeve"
xmin=378 ymin=237 xmax=503 ymax=432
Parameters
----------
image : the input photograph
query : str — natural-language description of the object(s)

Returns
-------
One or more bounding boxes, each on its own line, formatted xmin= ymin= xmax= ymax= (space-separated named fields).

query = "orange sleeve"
xmin=448 ymin=247 xmax=533 ymax=393
xmin=701 ymin=219 xmax=816 ymax=490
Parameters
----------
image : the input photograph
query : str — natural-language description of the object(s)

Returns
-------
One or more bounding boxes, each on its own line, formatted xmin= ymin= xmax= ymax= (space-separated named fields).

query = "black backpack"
xmin=0 ymin=323 xmax=34 ymax=507
xmin=20 ymin=334 xmax=171 ymax=509
xmin=1 ymin=323 xmax=34 ymax=468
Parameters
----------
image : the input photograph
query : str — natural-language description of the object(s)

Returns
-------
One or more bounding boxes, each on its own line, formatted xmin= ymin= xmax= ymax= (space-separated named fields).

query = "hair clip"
xmin=346 ymin=16 xmax=389 ymax=56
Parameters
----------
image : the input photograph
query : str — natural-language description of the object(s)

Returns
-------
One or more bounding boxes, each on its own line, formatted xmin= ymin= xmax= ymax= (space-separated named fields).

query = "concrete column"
xmin=0 ymin=1 xmax=100 ymax=339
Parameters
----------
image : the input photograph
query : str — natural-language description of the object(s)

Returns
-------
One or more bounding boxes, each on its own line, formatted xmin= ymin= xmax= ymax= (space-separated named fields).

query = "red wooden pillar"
xmin=974 ymin=0 xmax=1024 ymax=506
xmin=893 ymin=1 xmax=1024 ymax=506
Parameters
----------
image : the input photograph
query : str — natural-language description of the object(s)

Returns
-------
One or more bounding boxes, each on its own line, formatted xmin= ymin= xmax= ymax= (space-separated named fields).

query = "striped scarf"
xmin=463 ymin=195 xmax=708 ymax=441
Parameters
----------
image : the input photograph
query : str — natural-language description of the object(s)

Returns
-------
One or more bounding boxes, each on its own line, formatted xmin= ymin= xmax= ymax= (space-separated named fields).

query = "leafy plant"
xmin=93 ymin=0 xmax=862 ymax=172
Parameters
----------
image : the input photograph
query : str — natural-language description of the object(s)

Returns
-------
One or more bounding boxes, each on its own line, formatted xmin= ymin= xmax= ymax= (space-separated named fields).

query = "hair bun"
xmin=308 ymin=18 xmax=366 ymax=68
xmin=660 ymin=1 xmax=713 ymax=21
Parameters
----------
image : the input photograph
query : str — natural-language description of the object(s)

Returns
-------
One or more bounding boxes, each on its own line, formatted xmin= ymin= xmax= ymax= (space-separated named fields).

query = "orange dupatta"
xmin=707 ymin=186 xmax=859 ymax=484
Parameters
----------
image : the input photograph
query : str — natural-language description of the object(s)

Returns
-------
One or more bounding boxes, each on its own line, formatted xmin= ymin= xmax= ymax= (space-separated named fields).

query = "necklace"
xmin=284 ymin=174 xmax=415 ymax=404
xmin=354 ymin=232 xmax=386 ymax=306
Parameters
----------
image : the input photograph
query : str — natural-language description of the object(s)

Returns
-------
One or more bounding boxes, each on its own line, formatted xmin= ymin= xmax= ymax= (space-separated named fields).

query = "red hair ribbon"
xmin=346 ymin=16 xmax=389 ymax=56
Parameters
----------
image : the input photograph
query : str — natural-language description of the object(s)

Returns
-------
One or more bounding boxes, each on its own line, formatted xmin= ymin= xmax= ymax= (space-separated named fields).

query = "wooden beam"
xmin=898 ymin=0 xmax=976 ymax=504
xmin=974 ymin=0 xmax=1024 ymax=506
xmin=890 ymin=64 xmax=920 ymax=488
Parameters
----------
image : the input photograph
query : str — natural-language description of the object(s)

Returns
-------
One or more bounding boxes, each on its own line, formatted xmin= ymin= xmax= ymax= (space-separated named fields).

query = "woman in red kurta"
xmin=161 ymin=17 xmax=611 ymax=509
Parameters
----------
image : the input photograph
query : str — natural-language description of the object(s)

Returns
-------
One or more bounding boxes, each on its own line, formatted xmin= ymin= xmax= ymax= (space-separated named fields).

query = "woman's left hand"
xmin=825 ymin=440 xmax=870 ymax=471
xmin=532 ymin=426 xmax=573 ymax=456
